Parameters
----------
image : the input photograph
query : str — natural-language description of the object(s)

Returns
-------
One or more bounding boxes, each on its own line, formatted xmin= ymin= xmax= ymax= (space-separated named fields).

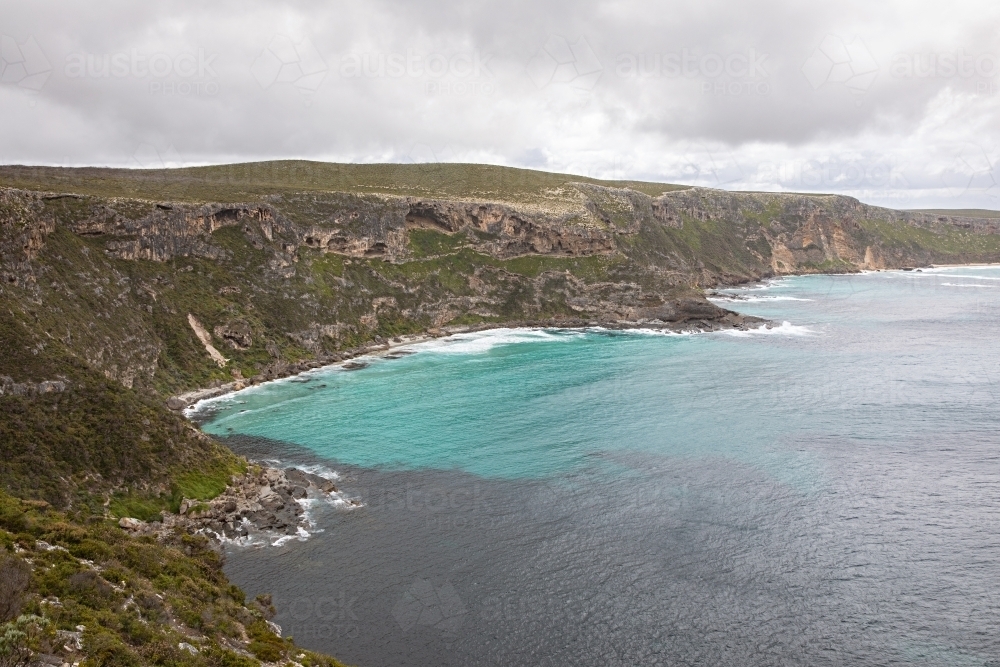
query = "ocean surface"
xmin=193 ymin=266 xmax=1000 ymax=666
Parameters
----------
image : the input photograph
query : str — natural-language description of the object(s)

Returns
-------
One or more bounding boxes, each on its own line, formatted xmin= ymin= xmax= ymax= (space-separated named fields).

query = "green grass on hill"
xmin=907 ymin=208 xmax=1000 ymax=219
xmin=107 ymin=459 xmax=247 ymax=522
xmin=0 ymin=161 xmax=688 ymax=206
xmin=0 ymin=345 xmax=244 ymax=511
xmin=859 ymin=217 xmax=1000 ymax=256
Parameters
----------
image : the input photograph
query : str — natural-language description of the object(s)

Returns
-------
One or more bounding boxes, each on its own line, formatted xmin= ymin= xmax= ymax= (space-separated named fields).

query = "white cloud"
xmin=0 ymin=0 xmax=998 ymax=209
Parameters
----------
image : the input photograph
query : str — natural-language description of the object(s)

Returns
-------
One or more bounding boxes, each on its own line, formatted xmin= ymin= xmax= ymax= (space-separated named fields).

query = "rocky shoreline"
xmin=118 ymin=464 xmax=359 ymax=546
xmin=168 ymin=310 xmax=770 ymax=411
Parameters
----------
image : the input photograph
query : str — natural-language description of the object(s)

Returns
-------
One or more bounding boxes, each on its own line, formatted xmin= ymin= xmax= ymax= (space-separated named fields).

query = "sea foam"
xmin=709 ymin=295 xmax=812 ymax=302
xmin=413 ymin=328 xmax=580 ymax=355
xmin=942 ymin=282 xmax=996 ymax=288
xmin=715 ymin=321 xmax=814 ymax=337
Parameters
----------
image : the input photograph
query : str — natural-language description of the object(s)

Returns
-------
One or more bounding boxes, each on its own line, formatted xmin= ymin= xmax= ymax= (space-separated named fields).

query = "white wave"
xmin=267 ymin=524 xmax=315 ymax=547
xmin=935 ymin=274 xmax=1000 ymax=281
xmin=921 ymin=263 xmax=1000 ymax=273
xmin=942 ymin=282 xmax=996 ymax=287
xmin=709 ymin=295 xmax=812 ymax=302
xmin=328 ymin=495 xmax=363 ymax=509
xmin=715 ymin=321 xmax=814 ymax=337
xmin=214 ymin=532 xmax=268 ymax=548
xmin=897 ymin=267 xmax=1000 ymax=280
xmin=414 ymin=327 xmax=578 ymax=355
xmin=270 ymin=533 xmax=304 ymax=547
xmin=901 ymin=266 xmax=946 ymax=273
xmin=617 ymin=327 xmax=700 ymax=337
xmin=282 ymin=464 xmax=357 ymax=510
xmin=732 ymin=279 xmax=788 ymax=291
xmin=290 ymin=462 xmax=342 ymax=481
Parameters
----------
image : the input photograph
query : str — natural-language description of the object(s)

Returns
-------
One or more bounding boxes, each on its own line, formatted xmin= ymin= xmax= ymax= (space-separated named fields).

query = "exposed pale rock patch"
xmin=187 ymin=314 xmax=228 ymax=367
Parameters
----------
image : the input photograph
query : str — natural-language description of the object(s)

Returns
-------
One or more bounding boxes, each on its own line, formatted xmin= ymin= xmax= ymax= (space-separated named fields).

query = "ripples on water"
xmin=195 ymin=267 xmax=1000 ymax=666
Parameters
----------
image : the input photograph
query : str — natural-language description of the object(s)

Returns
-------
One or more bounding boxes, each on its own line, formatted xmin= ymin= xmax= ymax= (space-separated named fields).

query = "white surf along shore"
xmin=184 ymin=317 xmax=816 ymax=418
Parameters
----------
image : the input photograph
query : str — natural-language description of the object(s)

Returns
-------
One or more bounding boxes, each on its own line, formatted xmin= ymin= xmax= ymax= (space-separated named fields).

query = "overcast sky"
xmin=1 ymin=0 xmax=998 ymax=209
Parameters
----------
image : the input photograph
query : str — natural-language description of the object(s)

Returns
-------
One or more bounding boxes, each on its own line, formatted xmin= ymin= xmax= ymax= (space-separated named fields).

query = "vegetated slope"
xmin=0 ymin=173 xmax=354 ymax=666
xmin=3 ymin=163 xmax=1000 ymax=397
xmin=2 ymin=161 xmax=999 ymax=666
xmin=0 ymin=492 xmax=348 ymax=667
xmin=908 ymin=208 xmax=1000 ymax=219
xmin=0 ymin=161 xmax=690 ymax=204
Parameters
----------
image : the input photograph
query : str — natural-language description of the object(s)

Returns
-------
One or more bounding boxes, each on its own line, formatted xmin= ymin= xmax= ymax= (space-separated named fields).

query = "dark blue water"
xmin=199 ymin=267 xmax=1000 ymax=666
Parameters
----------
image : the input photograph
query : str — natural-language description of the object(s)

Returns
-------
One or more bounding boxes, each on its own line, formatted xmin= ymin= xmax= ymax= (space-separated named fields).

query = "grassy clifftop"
xmin=0 ymin=161 xmax=688 ymax=209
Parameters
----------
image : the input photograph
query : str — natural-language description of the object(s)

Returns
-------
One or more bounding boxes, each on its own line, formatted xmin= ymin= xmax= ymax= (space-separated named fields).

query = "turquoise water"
xmin=197 ymin=266 xmax=999 ymax=488
xmin=206 ymin=266 xmax=1000 ymax=667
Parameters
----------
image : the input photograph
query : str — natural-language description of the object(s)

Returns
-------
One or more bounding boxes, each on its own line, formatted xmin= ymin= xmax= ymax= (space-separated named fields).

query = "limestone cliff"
xmin=2 ymin=163 xmax=999 ymax=397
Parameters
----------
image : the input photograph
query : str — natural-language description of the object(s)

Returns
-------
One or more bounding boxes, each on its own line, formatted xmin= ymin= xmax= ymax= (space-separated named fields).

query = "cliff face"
xmin=2 ymin=165 xmax=1000 ymax=398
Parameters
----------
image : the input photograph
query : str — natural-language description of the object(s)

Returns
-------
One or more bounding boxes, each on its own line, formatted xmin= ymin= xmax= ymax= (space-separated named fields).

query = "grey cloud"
xmin=0 ymin=0 xmax=998 ymax=208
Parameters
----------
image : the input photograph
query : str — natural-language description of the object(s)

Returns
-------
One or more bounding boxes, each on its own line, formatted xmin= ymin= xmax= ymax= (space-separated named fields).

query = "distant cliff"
xmin=2 ymin=163 xmax=1000 ymax=397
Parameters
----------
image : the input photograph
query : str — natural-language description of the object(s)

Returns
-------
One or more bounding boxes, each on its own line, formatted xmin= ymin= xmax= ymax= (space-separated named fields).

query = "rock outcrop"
xmin=0 ymin=376 xmax=67 ymax=397
xmin=119 ymin=466 xmax=356 ymax=543
xmin=404 ymin=198 xmax=616 ymax=257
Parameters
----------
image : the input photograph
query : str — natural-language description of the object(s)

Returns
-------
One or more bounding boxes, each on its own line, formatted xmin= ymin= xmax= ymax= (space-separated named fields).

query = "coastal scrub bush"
xmin=0 ymin=555 xmax=31 ymax=622
xmin=81 ymin=627 xmax=142 ymax=667
xmin=108 ymin=493 xmax=166 ymax=523
xmin=204 ymin=646 xmax=259 ymax=667
xmin=246 ymin=620 xmax=286 ymax=663
xmin=0 ymin=615 xmax=49 ymax=667
xmin=66 ymin=570 xmax=116 ymax=608
xmin=0 ymin=492 xmax=352 ymax=665
xmin=169 ymin=459 xmax=247 ymax=512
